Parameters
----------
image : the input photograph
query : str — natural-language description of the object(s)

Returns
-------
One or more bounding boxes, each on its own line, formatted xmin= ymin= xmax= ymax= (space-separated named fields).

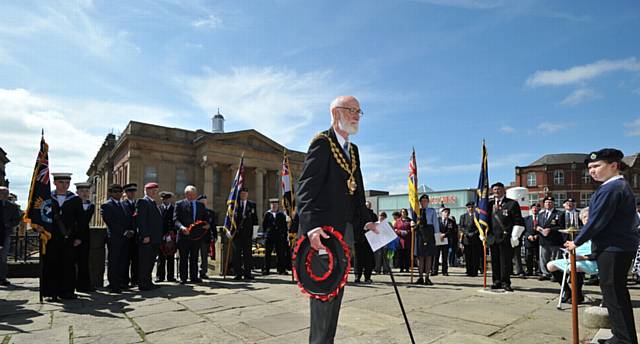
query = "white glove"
xmin=479 ymin=235 xmax=485 ymax=242
xmin=510 ymin=237 xmax=519 ymax=248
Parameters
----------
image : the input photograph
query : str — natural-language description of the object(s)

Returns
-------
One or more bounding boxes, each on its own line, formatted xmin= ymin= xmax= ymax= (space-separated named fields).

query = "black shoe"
xmin=233 ymin=276 xmax=243 ymax=280
xmin=415 ymin=278 xmax=424 ymax=285
xmin=244 ymin=275 xmax=254 ymax=280
xmin=424 ymin=278 xmax=433 ymax=286
xmin=191 ymin=278 xmax=203 ymax=283
xmin=167 ymin=278 xmax=177 ymax=282
xmin=108 ymin=287 xmax=122 ymax=294
xmin=154 ymin=278 xmax=165 ymax=283
xmin=503 ymin=285 xmax=514 ymax=292
xmin=278 ymin=271 xmax=289 ymax=275
xmin=354 ymin=278 xmax=361 ymax=284
xmin=490 ymin=283 xmax=502 ymax=290
xmin=200 ymin=274 xmax=209 ymax=280
xmin=431 ymin=272 xmax=438 ymax=276
xmin=364 ymin=279 xmax=373 ymax=284
xmin=538 ymin=275 xmax=550 ymax=281
xmin=442 ymin=272 xmax=449 ymax=276
xmin=180 ymin=280 xmax=188 ymax=284
xmin=45 ymin=296 xmax=60 ymax=302
xmin=61 ymin=293 xmax=77 ymax=300
xmin=0 ymin=279 xmax=11 ymax=286
xmin=263 ymin=271 xmax=270 ymax=276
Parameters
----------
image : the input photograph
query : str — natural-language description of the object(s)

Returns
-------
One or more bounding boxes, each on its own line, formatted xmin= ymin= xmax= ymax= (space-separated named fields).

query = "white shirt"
xmin=56 ymin=194 xmax=67 ymax=206
xmin=602 ymin=174 xmax=624 ymax=185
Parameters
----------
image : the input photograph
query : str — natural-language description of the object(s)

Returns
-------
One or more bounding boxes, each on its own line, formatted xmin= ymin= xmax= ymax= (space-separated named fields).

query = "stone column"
xmin=255 ymin=168 xmax=266 ymax=216
xmin=201 ymin=156 xmax=214 ymax=202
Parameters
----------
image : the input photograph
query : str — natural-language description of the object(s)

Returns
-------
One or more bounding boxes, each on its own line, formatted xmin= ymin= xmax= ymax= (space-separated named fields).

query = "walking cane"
xmin=410 ymin=225 xmax=415 ymax=284
xmin=389 ymin=269 xmax=416 ymax=344
xmin=223 ymin=232 xmax=234 ymax=279
xmin=556 ymin=250 xmax=569 ymax=310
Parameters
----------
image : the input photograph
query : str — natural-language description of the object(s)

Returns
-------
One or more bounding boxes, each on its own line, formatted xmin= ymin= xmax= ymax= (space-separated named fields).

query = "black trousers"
xmin=354 ymin=241 xmax=374 ymax=280
xmin=432 ymin=245 xmax=449 ymax=274
xmin=525 ymin=244 xmax=540 ymax=275
xmin=264 ymin=234 xmax=288 ymax=273
xmin=396 ymin=248 xmax=409 ymax=271
xmin=490 ymin=240 xmax=513 ymax=287
xmin=233 ymin=232 xmax=253 ymax=278
xmin=156 ymin=252 xmax=175 ymax=281
xmin=125 ymin=237 xmax=138 ymax=285
xmin=464 ymin=242 xmax=482 ymax=276
xmin=42 ymin=236 xmax=76 ymax=297
xmin=178 ymin=239 xmax=199 ymax=282
xmin=512 ymin=244 xmax=524 ymax=275
xmin=107 ymin=237 xmax=128 ymax=289
xmin=74 ymin=240 xmax=91 ymax=291
xmin=598 ymin=251 xmax=637 ymax=344
xmin=138 ymin=243 xmax=158 ymax=289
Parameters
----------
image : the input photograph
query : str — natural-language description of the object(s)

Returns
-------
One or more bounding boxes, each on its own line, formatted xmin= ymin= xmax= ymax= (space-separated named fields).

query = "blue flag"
xmin=474 ymin=141 xmax=489 ymax=240
xmin=23 ymin=134 xmax=54 ymax=254
xmin=223 ymin=155 xmax=245 ymax=238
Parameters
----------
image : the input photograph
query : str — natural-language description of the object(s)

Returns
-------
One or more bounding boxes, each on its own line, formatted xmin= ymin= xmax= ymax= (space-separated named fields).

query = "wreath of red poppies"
xmin=186 ymin=220 xmax=209 ymax=241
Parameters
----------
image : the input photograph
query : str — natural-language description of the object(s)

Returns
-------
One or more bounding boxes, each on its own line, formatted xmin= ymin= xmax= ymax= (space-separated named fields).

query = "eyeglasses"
xmin=336 ymin=106 xmax=364 ymax=117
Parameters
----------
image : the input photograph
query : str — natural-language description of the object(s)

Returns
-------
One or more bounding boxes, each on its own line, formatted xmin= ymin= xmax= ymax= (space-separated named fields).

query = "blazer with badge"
xmin=296 ymin=128 xmax=368 ymax=236
xmin=487 ymin=197 xmax=524 ymax=246
xmin=135 ymin=196 xmax=163 ymax=245
xmin=262 ymin=210 xmax=288 ymax=239
xmin=100 ymin=198 xmax=130 ymax=240
xmin=50 ymin=191 xmax=86 ymax=241
xmin=536 ymin=209 xmax=565 ymax=246
xmin=173 ymin=199 xmax=209 ymax=242
xmin=459 ymin=213 xmax=480 ymax=246
xmin=234 ymin=200 xmax=259 ymax=237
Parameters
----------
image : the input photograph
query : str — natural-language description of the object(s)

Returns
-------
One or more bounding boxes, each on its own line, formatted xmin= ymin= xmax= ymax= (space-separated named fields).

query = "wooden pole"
xmin=570 ymin=246 xmax=579 ymax=344
xmin=410 ymin=226 xmax=415 ymax=283
xmin=223 ymin=235 xmax=234 ymax=279
xmin=482 ymin=241 xmax=487 ymax=289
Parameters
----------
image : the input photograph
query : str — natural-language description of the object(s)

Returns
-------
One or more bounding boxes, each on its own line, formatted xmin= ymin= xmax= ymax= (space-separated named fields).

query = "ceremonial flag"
xmin=280 ymin=150 xmax=296 ymax=217
xmin=23 ymin=133 xmax=53 ymax=254
xmin=408 ymin=148 xmax=421 ymax=222
xmin=474 ymin=141 xmax=490 ymax=239
xmin=222 ymin=155 xmax=245 ymax=238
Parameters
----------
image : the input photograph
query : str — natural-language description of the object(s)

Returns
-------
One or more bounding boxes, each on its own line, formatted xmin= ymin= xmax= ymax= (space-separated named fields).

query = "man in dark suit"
xmin=122 ymin=183 xmax=138 ymax=287
xmin=174 ymin=185 xmax=210 ymax=284
xmin=135 ymin=182 xmax=163 ymax=291
xmin=297 ymin=96 xmax=377 ymax=343
xmin=562 ymin=198 xmax=582 ymax=229
xmin=100 ymin=184 xmax=130 ymax=293
xmin=536 ymin=196 xmax=565 ymax=281
xmin=197 ymin=195 xmax=216 ymax=279
xmin=0 ymin=186 xmax=21 ymax=286
xmin=156 ymin=191 xmax=175 ymax=282
xmin=74 ymin=182 xmax=95 ymax=293
xmin=523 ymin=203 xmax=541 ymax=276
xmin=487 ymin=182 xmax=525 ymax=292
xmin=459 ymin=202 xmax=482 ymax=277
xmin=232 ymin=187 xmax=258 ymax=280
xmin=43 ymin=173 xmax=86 ymax=301
xmin=262 ymin=199 xmax=289 ymax=275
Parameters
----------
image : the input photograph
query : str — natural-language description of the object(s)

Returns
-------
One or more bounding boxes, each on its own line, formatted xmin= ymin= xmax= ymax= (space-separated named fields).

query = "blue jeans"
xmin=0 ymin=234 xmax=11 ymax=281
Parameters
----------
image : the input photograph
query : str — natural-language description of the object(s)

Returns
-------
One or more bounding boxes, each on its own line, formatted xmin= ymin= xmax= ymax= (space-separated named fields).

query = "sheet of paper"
xmin=365 ymin=221 xmax=398 ymax=252
xmin=435 ymin=232 xmax=448 ymax=246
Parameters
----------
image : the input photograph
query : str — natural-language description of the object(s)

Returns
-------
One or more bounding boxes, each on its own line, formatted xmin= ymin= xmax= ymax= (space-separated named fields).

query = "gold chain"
xmin=318 ymin=133 xmax=358 ymax=195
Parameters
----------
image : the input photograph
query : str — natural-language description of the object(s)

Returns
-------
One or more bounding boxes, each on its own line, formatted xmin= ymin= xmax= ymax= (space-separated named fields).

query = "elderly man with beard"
xmin=297 ymin=95 xmax=378 ymax=344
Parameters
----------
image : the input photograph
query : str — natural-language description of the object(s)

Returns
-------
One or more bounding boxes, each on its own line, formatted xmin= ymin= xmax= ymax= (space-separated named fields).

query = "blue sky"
xmin=1 ymin=0 xmax=639 ymax=203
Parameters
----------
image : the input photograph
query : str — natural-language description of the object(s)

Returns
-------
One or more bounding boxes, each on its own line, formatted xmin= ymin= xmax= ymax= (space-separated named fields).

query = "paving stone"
xmin=244 ymin=312 xmax=309 ymax=336
xmin=0 ymin=309 xmax=50 ymax=334
xmin=125 ymin=301 xmax=184 ymax=318
xmin=73 ymin=326 xmax=142 ymax=344
xmin=145 ymin=323 xmax=236 ymax=344
xmin=132 ymin=310 xmax=205 ymax=334
xmin=8 ymin=325 xmax=69 ymax=344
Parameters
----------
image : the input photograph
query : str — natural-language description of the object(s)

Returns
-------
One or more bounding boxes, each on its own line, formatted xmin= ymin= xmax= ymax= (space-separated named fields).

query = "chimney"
xmin=212 ymin=108 xmax=225 ymax=133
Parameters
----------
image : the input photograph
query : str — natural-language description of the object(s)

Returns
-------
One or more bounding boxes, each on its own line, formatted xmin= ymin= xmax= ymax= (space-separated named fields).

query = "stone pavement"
xmin=2 ymin=267 xmax=640 ymax=344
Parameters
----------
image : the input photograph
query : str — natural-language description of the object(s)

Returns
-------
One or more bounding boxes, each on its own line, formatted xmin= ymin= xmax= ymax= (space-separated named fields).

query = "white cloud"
xmin=560 ymin=88 xmax=601 ymax=106
xmin=537 ymin=121 xmax=564 ymax=134
xmin=0 ymin=88 xmax=178 ymax=206
xmin=180 ymin=66 xmax=339 ymax=147
xmin=500 ymin=125 xmax=516 ymax=134
xmin=526 ymin=57 xmax=640 ymax=87
xmin=624 ymin=117 xmax=640 ymax=137
xmin=192 ymin=14 xmax=222 ymax=29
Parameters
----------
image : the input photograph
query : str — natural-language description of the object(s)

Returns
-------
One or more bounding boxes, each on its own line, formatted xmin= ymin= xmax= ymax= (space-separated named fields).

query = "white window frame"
xmin=527 ymin=172 xmax=536 ymax=187
xmin=553 ymin=170 xmax=564 ymax=185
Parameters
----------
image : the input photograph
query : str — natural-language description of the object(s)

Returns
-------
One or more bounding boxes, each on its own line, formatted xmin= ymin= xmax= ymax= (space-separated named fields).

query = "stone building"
xmin=0 ymin=147 xmax=8 ymax=187
xmin=514 ymin=153 xmax=640 ymax=208
xmin=86 ymin=119 xmax=306 ymax=227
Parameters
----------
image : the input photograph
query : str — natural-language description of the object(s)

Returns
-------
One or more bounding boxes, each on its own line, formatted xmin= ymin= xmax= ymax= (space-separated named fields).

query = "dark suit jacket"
xmin=536 ymin=209 xmax=565 ymax=246
xmin=135 ymin=196 xmax=163 ymax=245
xmin=79 ymin=203 xmax=95 ymax=243
xmin=205 ymin=208 xmax=217 ymax=242
xmin=459 ymin=213 xmax=481 ymax=246
xmin=160 ymin=203 xmax=175 ymax=235
xmin=0 ymin=200 xmax=21 ymax=241
xmin=262 ymin=211 xmax=288 ymax=239
xmin=173 ymin=199 xmax=209 ymax=242
xmin=296 ymin=128 xmax=368 ymax=236
xmin=235 ymin=200 xmax=259 ymax=238
xmin=51 ymin=191 xmax=85 ymax=241
xmin=487 ymin=197 xmax=524 ymax=245
xmin=122 ymin=199 xmax=138 ymax=235
xmin=561 ymin=210 xmax=583 ymax=229
xmin=100 ymin=198 xmax=130 ymax=240
xmin=523 ymin=215 xmax=539 ymax=248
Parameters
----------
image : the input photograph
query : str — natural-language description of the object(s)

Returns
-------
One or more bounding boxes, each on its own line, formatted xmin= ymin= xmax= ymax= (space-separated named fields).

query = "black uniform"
xmin=487 ymin=197 xmax=524 ymax=289
xmin=523 ymin=215 xmax=540 ymax=275
xmin=101 ymin=198 xmax=131 ymax=291
xmin=354 ymin=207 xmax=376 ymax=281
xmin=262 ymin=210 xmax=289 ymax=274
xmin=233 ymin=199 xmax=258 ymax=279
xmin=43 ymin=191 xmax=85 ymax=298
xmin=433 ymin=217 xmax=457 ymax=275
xmin=200 ymin=208 xmax=217 ymax=278
xmin=75 ymin=201 xmax=94 ymax=292
xmin=122 ymin=198 xmax=138 ymax=286
xmin=157 ymin=202 xmax=175 ymax=281
xmin=135 ymin=196 xmax=163 ymax=290
xmin=459 ymin=212 xmax=483 ymax=276
xmin=174 ymin=199 xmax=209 ymax=282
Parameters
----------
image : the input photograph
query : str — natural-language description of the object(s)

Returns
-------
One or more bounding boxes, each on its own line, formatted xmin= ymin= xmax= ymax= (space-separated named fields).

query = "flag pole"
xmin=410 ymin=227 xmax=415 ymax=284
xmin=223 ymin=154 xmax=244 ymax=279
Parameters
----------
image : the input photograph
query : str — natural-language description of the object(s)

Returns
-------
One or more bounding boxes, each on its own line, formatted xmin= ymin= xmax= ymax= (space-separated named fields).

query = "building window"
xmin=175 ymin=168 xmax=188 ymax=194
xmin=527 ymin=172 xmax=536 ymax=187
xmin=528 ymin=193 xmax=539 ymax=206
xmin=143 ymin=166 xmax=157 ymax=185
xmin=213 ymin=169 xmax=221 ymax=196
xmin=582 ymin=169 xmax=591 ymax=184
xmin=580 ymin=192 xmax=593 ymax=207
xmin=553 ymin=170 xmax=564 ymax=185
xmin=552 ymin=192 xmax=566 ymax=208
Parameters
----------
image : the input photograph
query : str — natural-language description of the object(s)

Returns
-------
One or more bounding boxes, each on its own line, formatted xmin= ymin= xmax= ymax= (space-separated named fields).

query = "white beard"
xmin=338 ymin=116 xmax=359 ymax=135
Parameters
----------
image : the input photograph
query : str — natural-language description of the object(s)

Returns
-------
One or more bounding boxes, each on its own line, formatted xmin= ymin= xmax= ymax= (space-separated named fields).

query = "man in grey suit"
xmin=297 ymin=96 xmax=377 ymax=344
xmin=135 ymin=182 xmax=163 ymax=291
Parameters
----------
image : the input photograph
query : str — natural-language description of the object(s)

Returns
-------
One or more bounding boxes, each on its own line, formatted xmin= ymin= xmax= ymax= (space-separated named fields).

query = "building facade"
xmin=0 ymin=147 xmax=8 ymax=187
xmin=515 ymin=153 xmax=640 ymax=208
xmin=86 ymin=121 xmax=306 ymax=227
xmin=372 ymin=189 xmax=476 ymax=221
